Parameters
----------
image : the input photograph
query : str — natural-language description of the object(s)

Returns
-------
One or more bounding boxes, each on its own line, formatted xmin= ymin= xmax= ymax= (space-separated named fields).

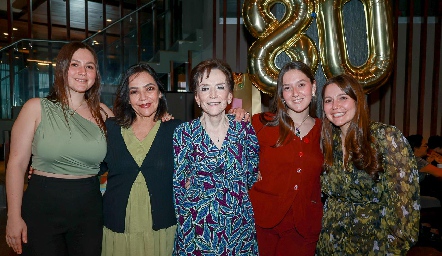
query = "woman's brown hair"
xmin=259 ymin=61 xmax=317 ymax=147
xmin=190 ymin=59 xmax=234 ymax=93
xmin=47 ymin=41 xmax=106 ymax=132
xmin=321 ymin=74 xmax=383 ymax=180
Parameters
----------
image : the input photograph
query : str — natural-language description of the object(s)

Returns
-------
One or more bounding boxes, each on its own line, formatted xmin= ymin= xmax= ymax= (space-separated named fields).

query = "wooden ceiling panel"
xmin=48 ymin=0 xmax=67 ymax=26
xmin=0 ymin=0 xmax=139 ymax=47
xmin=18 ymin=0 xmax=122 ymax=34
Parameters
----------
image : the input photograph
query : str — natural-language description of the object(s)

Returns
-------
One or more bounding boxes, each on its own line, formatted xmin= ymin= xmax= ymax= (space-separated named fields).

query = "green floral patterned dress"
xmin=316 ymin=122 xmax=420 ymax=255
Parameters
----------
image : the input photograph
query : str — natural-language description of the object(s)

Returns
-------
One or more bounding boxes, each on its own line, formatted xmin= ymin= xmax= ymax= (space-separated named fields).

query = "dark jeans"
xmin=21 ymin=174 xmax=103 ymax=256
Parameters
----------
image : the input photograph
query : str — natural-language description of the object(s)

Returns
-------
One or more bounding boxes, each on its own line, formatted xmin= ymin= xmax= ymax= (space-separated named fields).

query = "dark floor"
xmin=0 ymin=164 xmax=442 ymax=255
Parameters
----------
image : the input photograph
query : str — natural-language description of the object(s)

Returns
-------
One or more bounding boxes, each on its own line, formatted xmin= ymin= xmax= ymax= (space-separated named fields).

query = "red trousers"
xmin=255 ymin=206 xmax=317 ymax=256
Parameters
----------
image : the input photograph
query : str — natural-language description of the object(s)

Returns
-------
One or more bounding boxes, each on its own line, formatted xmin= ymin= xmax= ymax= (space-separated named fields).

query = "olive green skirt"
xmin=102 ymin=173 xmax=176 ymax=256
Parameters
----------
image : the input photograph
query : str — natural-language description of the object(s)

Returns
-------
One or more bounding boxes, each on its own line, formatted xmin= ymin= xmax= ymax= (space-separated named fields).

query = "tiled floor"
xmin=0 ymin=162 xmax=441 ymax=255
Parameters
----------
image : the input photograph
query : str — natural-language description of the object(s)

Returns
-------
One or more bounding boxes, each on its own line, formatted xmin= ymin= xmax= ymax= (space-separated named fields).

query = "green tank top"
xmin=31 ymin=98 xmax=106 ymax=176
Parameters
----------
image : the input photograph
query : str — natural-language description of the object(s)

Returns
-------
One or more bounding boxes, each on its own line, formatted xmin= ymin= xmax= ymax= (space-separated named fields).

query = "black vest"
xmin=101 ymin=118 xmax=182 ymax=232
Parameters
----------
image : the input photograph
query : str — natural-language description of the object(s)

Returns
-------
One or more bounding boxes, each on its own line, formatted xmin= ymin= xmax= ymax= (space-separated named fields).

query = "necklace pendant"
xmin=295 ymin=127 xmax=301 ymax=137
xmin=294 ymin=114 xmax=309 ymax=138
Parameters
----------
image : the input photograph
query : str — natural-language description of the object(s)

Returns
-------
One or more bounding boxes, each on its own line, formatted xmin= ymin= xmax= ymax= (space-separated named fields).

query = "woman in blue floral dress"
xmin=173 ymin=59 xmax=259 ymax=255
xmin=316 ymin=74 xmax=420 ymax=255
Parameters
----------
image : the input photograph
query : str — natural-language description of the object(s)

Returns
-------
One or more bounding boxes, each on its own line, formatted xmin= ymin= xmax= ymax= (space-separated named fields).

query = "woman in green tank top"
xmin=5 ymin=42 xmax=114 ymax=256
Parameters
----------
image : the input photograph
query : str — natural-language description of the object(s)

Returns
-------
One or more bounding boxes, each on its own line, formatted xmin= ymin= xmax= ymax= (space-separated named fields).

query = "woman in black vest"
xmin=100 ymin=63 xmax=180 ymax=255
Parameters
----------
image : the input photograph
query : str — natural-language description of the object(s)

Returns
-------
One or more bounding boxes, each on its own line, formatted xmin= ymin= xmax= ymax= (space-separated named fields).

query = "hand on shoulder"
xmin=228 ymin=108 xmax=251 ymax=122
xmin=100 ymin=103 xmax=114 ymax=120
xmin=161 ymin=112 xmax=174 ymax=122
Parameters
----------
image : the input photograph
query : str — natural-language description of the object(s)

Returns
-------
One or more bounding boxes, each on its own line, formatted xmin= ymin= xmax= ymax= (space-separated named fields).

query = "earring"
xmin=282 ymin=99 xmax=286 ymax=104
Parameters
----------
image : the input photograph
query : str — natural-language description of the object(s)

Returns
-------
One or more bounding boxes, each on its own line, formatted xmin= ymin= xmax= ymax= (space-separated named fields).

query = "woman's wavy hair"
xmin=259 ymin=61 xmax=317 ymax=147
xmin=321 ymin=74 xmax=383 ymax=180
xmin=190 ymin=59 xmax=234 ymax=93
xmin=47 ymin=41 xmax=106 ymax=132
xmin=113 ymin=63 xmax=167 ymax=128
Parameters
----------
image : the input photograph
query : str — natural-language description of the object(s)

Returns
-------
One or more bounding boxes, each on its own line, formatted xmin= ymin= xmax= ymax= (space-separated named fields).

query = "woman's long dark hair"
xmin=113 ymin=63 xmax=167 ymax=128
xmin=260 ymin=61 xmax=317 ymax=147
xmin=321 ymin=74 xmax=383 ymax=180
xmin=47 ymin=42 xmax=106 ymax=132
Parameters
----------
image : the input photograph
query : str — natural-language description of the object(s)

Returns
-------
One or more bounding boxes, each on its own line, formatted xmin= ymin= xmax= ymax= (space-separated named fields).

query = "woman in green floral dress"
xmin=316 ymin=74 xmax=420 ymax=255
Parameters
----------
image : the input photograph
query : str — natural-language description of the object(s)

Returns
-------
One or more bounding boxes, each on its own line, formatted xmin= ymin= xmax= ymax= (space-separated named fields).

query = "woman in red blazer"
xmin=249 ymin=61 xmax=323 ymax=256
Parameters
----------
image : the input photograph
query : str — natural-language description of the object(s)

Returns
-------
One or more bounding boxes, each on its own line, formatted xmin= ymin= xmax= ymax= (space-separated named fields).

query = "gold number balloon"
xmin=316 ymin=0 xmax=394 ymax=93
xmin=243 ymin=0 xmax=394 ymax=94
xmin=243 ymin=0 xmax=318 ymax=95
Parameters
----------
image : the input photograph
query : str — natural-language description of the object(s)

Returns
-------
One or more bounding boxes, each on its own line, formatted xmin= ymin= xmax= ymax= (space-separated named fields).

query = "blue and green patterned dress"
xmin=316 ymin=122 xmax=420 ymax=255
xmin=172 ymin=115 xmax=259 ymax=255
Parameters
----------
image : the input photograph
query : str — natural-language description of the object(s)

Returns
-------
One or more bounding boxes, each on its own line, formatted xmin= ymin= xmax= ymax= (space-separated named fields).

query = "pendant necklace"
xmin=294 ymin=115 xmax=309 ymax=137
xmin=202 ymin=115 xmax=227 ymax=143
xmin=203 ymin=117 xmax=220 ymax=142
xmin=70 ymin=100 xmax=85 ymax=115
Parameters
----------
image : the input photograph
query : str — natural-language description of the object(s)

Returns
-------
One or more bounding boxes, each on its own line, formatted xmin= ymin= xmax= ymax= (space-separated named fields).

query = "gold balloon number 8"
xmin=243 ymin=0 xmax=394 ymax=94
xmin=243 ymin=0 xmax=318 ymax=95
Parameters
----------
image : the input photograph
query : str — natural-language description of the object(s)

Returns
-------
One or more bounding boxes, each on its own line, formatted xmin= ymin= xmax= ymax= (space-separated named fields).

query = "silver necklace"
xmin=294 ymin=115 xmax=309 ymax=137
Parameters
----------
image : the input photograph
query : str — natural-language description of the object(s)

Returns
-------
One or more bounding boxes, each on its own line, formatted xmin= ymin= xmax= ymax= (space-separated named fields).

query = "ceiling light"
xmin=106 ymin=19 xmax=112 ymax=22
xmin=13 ymin=28 xmax=18 ymax=31
xmin=27 ymin=59 xmax=53 ymax=65
xmin=4 ymin=33 xmax=8 ymax=36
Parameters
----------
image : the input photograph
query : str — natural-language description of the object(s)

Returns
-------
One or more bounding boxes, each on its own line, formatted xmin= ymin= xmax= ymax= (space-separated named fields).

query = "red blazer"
xmin=249 ymin=113 xmax=324 ymax=240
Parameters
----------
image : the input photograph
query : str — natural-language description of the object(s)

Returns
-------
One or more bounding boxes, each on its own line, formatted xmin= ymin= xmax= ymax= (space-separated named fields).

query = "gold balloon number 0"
xmin=243 ymin=0 xmax=394 ymax=94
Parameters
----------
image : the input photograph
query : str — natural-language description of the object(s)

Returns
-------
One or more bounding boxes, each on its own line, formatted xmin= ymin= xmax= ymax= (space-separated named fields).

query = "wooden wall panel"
xmin=417 ymin=0 xmax=429 ymax=135
xmin=403 ymin=0 xmax=414 ymax=136
xmin=432 ymin=19 xmax=441 ymax=135
xmin=235 ymin=0 xmax=240 ymax=71
xmin=389 ymin=0 xmax=399 ymax=126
